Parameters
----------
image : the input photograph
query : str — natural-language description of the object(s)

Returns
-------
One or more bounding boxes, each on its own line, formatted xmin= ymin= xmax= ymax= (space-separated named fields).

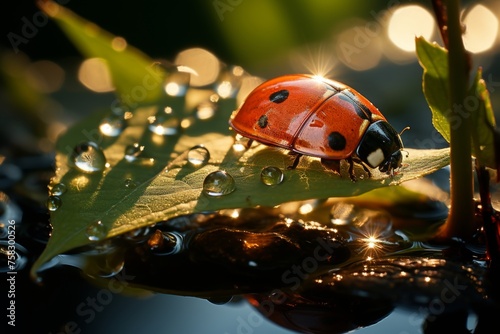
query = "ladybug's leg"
xmin=358 ymin=161 xmax=372 ymax=178
xmin=287 ymin=153 xmax=303 ymax=170
xmin=321 ymin=158 xmax=341 ymax=175
xmin=245 ymin=139 xmax=254 ymax=149
xmin=349 ymin=158 xmax=372 ymax=181
xmin=346 ymin=157 xmax=357 ymax=182
xmin=346 ymin=158 xmax=372 ymax=181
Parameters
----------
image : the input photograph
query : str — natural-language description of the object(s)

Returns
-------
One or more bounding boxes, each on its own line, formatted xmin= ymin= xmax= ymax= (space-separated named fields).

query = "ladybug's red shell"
xmin=229 ymin=74 xmax=387 ymax=160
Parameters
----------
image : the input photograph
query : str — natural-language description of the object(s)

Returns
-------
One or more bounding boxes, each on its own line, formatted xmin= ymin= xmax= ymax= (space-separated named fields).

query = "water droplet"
xmin=46 ymin=196 xmax=62 ymax=211
xmin=187 ymin=145 xmax=210 ymax=167
xmin=99 ymin=115 xmax=126 ymax=137
xmin=232 ymin=134 xmax=250 ymax=152
xmin=202 ymin=170 xmax=236 ymax=196
xmin=147 ymin=229 xmax=182 ymax=255
xmin=207 ymin=296 xmax=233 ymax=305
xmin=260 ymin=166 xmax=284 ymax=186
xmin=163 ymin=65 xmax=191 ymax=97
xmin=86 ymin=221 xmax=107 ymax=241
xmin=89 ymin=248 xmax=125 ymax=278
xmin=124 ymin=178 xmax=137 ymax=188
xmin=148 ymin=107 xmax=180 ymax=135
xmin=111 ymin=102 xmax=130 ymax=116
xmin=214 ymin=65 xmax=245 ymax=98
xmin=71 ymin=142 xmax=107 ymax=173
xmin=49 ymin=183 xmax=67 ymax=196
xmin=124 ymin=143 xmax=145 ymax=162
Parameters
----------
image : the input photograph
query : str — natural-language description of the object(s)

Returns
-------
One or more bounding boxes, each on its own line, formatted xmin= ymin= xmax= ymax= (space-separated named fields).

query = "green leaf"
xmin=416 ymin=37 xmax=497 ymax=170
xmin=31 ymin=95 xmax=451 ymax=278
xmin=415 ymin=36 xmax=450 ymax=142
xmin=38 ymin=1 xmax=165 ymax=105
xmin=469 ymin=67 xmax=497 ymax=169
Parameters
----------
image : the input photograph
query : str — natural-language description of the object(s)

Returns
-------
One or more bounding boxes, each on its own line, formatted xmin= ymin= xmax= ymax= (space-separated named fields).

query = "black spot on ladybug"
xmin=269 ymin=90 xmax=289 ymax=103
xmin=339 ymin=90 xmax=371 ymax=120
xmin=328 ymin=131 xmax=346 ymax=151
xmin=258 ymin=115 xmax=268 ymax=128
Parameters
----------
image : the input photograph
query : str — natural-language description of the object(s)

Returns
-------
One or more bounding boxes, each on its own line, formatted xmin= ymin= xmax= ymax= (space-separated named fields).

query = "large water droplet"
xmin=187 ymin=145 xmax=210 ymax=167
xmin=46 ymin=195 xmax=62 ymax=211
xmin=71 ymin=142 xmax=107 ymax=173
xmin=87 ymin=247 xmax=125 ymax=278
xmin=124 ymin=143 xmax=145 ymax=162
xmin=99 ymin=115 xmax=126 ymax=137
xmin=260 ymin=166 xmax=284 ymax=186
xmin=86 ymin=221 xmax=107 ymax=241
xmin=148 ymin=106 xmax=180 ymax=136
xmin=49 ymin=183 xmax=67 ymax=196
xmin=202 ymin=170 xmax=236 ymax=196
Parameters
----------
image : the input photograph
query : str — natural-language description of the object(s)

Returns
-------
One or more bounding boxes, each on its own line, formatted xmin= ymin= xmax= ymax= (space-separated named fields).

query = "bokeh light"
xmin=387 ymin=5 xmax=435 ymax=52
xmin=335 ymin=21 xmax=383 ymax=71
xmin=174 ymin=48 xmax=220 ymax=87
xmin=78 ymin=57 xmax=114 ymax=92
xmin=462 ymin=4 xmax=499 ymax=53
xmin=25 ymin=60 xmax=65 ymax=94
xmin=111 ymin=37 xmax=128 ymax=52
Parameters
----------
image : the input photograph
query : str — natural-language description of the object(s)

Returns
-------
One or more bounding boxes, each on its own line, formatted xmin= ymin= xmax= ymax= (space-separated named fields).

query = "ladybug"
xmin=229 ymin=74 xmax=406 ymax=181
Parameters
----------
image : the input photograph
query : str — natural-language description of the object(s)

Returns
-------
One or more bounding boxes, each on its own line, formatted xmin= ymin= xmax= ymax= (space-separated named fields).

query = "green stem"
xmin=438 ymin=0 xmax=475 ymax=239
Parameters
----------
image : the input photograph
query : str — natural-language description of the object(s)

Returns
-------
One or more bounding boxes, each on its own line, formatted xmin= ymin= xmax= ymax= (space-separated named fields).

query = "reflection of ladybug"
xmin=229 ymin=74 xmax=406 ymax=181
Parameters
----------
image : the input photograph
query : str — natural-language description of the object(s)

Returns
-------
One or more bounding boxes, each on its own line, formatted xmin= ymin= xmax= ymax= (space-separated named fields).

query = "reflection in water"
xmin=36 ymin=198 xmax=494 ymax=334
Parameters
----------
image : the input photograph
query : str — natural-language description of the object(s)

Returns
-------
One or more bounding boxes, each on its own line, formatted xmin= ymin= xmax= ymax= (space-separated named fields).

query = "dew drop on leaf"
xmin=46 ymin=195 xmax=62 ymax=211
xmin=71 ymin=142 xmax=107 ymax=173
xmin=215 ymin=65 xmax=245 ymax=98
xmin=49 ymin=183 xmax=67 ymax=196
xmin=232 ymin=134 xmax=250 ymax=152
xmin=99 ymin=115 xmax=126 ymax=137
xmin=202 ymin=170 xmax=236 ymax=196
xmin=162 ymin=64 xmax=191 ymax=97
xmin=124 ymin=178 xmax=137 ymax=188
xmin=111 ymin=102 xmax=130 ymax=116
xmin=260 ymin=166 xmax=284 ymax=186
xmin=187 ymin=145 xmax=210 ymax=167
xmin=86 ymin=220 xmax=107 ymax=241
xmin=124 ymin=143 xmax=145 ymax=162
xmin=148 ymin=106 xmax=180 ymax=136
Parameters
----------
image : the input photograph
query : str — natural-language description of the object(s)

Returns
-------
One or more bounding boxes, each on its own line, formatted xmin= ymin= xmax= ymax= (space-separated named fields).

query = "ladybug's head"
xmin=378 ymin=150 xmax=403 ymax=175
xmin=356 ymin=121 xmax=404 ymax=176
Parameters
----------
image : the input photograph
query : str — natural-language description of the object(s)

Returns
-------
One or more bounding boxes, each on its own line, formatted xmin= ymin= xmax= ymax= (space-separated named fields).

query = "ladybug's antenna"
xmin=399 ymin=126 xmax=411 ymax=136
xmin=399 ymin=127 xmax=411 ymax=159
